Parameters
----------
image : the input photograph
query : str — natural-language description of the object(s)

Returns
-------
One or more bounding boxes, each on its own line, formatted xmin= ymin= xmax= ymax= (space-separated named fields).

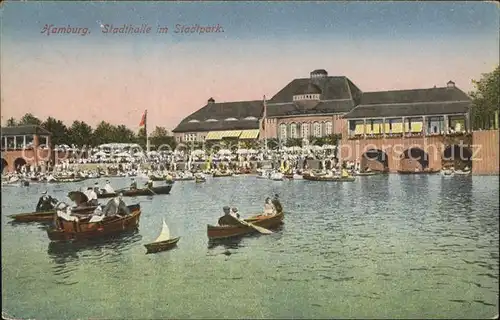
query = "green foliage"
xmin=18 ymin=113 xmax=42 ymax=126
xmin=4 ymin=113 xmax=174 ymax=148
xmin=470 ymin=65 xmax=499 ymax=130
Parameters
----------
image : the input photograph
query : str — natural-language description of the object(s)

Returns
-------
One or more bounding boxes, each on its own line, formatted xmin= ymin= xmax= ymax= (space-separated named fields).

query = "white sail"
xmin=154 ymin=220 xmax=171 ymax=242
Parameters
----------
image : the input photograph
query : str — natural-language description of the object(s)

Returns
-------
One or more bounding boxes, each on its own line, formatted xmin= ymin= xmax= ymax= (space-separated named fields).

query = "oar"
xmin=147 ymin=187 xmax=158 ymax=195
xmin=235 ymin=217 xmax=273 ymax=234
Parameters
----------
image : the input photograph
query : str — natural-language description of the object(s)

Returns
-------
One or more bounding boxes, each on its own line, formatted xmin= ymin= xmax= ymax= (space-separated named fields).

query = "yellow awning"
xmin=222 ymin=130 xmax=242 ymax=138
xmin=240 ymin=129 xmax=260 ymax=139
xmin=205 ymin=131 xmax=225 ymax=140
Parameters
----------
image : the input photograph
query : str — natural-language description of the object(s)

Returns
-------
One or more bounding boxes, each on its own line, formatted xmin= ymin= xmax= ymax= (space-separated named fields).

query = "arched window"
xmin=244 ymin=116 xmax=258 ymax=120
xmin=188 ymin=119 xmax=200 ymax=123
xmin=279 ymin=123 xmax=287 ymax=140
xmin=325 ymin=121 xmax=333 ymax=135
xmin=206 ymin=119 xmax=218 ymax=122
xmin=301 ymin=122 xmax=310 ymax=138
xmin=313 ymin=122 xmax=321 ymax=137
xmin=289 ymin=123 xmax=298 ymax=138
xmin=225 ymin=117 xmax=238 ymax=121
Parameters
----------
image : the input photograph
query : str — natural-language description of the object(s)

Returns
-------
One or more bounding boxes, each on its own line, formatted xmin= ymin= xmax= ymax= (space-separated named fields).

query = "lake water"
xmin=2 ymin=175 xmax=499 ymax=319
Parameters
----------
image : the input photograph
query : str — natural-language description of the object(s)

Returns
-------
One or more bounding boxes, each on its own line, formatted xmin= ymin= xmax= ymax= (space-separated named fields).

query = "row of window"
xmin=183 ymin=134 xmax=202 ymax=142
xmin=188 ymin=116 xmax=258 ymax=123
xmin=292 ymin=94 xmax=320 ymax=101
xmin=279 ymin=121 xmax=333 ymax=140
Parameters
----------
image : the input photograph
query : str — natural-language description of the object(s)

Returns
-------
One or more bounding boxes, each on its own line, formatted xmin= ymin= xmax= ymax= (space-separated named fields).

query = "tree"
xmin=18 ymin=113 xmax=42 ymax=126
xmin=113 ymin=125 xmax=136 ymax=143
xmin=93 ymin=121 xmax=117 ymax=145
xmin=6 ymin=117 xmax=17 ymax=127
xmin=68 ymin=120 xmax=94 ymax=147
xmin=285 ymin=138 xmax=302 ymax=147
xmin=149 ymin=126 xmax=176 ymax=151
xmin=41 ymin=117 xmax=68 ymax=146
xmin=470 ymin=65 xmax=499 ymax=130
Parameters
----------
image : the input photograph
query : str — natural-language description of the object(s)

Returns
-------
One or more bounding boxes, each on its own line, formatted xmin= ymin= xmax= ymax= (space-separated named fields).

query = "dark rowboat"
xmin=213 ymin=172 xmax=233 ymax=178
xmin=397 ymin=170 xmax=440 ymax=175
xmin=303 ymin=174 xmax=355 ymax=182
xmin=174 ymin=176 xmax=195 ymax=181
xmin=144 ymin=237 xmax=180 ymax=253
xmin=48 ymin=178 xmax=87 ymax=183
xmin=96 ymin=184 xmax=173 ymax=198
xmin=150 ymin=175 xmax=165 ymax=182
xmin=207 ymin=211 xmax=284 ymax=240
xmin=8 ymin=205 xmax=98 ymax=223
xmin=353 ymin=171 xmax=377 ymax=176
xmin=46 ymin=204 xmax=141 ymax=242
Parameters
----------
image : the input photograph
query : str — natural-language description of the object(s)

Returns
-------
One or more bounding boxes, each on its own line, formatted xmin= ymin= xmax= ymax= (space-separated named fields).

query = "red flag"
xmin=139 ymin=110 xmax=147 ymax=127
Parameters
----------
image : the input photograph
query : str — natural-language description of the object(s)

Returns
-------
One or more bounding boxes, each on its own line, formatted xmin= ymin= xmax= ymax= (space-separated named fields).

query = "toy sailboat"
xmin=144 ymin=220 xmax=180 ymax=254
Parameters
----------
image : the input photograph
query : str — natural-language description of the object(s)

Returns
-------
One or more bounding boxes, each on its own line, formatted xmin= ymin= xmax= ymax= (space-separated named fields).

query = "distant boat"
xmin=144 ymin=220 xmax=180 ymax=254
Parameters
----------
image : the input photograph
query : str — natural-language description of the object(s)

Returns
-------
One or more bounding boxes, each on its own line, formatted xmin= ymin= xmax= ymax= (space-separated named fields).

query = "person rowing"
xmin=130 ymin=178 xmax=137 ymax=190
xmin=145 ymin=178 xmax=153 ymax=189
xmin=218 ymin=206 xmax=241 ymax=226
xmin=36 ymin=191 xmax=58 ymax=212
xmin=102 ymin=193 xmax=130 ymax=217
xmin=103 ymin=180 xmax=115 ymax=193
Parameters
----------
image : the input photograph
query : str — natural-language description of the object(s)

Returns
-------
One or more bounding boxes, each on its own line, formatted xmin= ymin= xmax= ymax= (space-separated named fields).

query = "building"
xmin=172 ymin=98 xmax=263 ymax=143
xmin=1 ymin=125 xmax=52 ymax=172
xmin=262 ymin=69 xmax=362 ymax=142
xmin=173 ymin=69 xmax=472 ymax=147
xmin=343 ymin=81 xmax=471 ymax=139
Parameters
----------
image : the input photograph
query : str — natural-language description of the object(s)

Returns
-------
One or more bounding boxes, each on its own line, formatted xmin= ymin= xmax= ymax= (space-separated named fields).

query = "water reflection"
xmin=48 ymin=230 xmax=142 ymax=263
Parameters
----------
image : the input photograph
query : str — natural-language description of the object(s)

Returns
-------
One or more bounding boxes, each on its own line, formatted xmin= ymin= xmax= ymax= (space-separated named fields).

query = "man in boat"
xmin=271 ymin=194 xmax=283 ymax=213
xmin=86 ymin=187 xmax=99 ymax=206
xmin=36 ymin=191 xmax=58 ymax=212
xmin=218 ymin=206 xmax=241 ymax=226
xmin=144 ymin=178 xmax=153 ymax=189
xmin=103 ymin=180 xmax=115 ymax=194
xmin=93 ymin=182 xmax=101 ymax=194
xmin=103 ymin=193 xmax=130 ymax=217
xmin=130 ymin=178 xmax=137 ymax=190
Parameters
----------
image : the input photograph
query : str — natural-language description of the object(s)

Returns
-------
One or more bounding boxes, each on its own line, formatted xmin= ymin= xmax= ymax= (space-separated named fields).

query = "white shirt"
xmin=104 ymin=183 xmax=115 ymax=193
xmin=87 ymin=190 xmax=98 ymax=201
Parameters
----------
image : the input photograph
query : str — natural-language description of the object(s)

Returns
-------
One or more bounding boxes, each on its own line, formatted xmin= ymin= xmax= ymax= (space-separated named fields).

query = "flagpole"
xmin=145 ymin=109 xmax=150 ymax=153
xmin=263 ymin=95 xmax=268 ymax=152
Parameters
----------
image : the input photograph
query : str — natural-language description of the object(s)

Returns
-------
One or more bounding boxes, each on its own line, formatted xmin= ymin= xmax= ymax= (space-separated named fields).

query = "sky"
xmin=1 ymin=1 xmax=499 ymax=131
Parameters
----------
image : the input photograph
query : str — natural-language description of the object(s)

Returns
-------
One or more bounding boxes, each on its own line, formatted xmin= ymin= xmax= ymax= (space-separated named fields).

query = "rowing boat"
xmin=353 ymin=171 xmax=377 ymax=176
xmin=144 ymin=220 xmax=180 ymax=254
xmin=96 ymin=184 xmax=173 ymax=198
xmin=207 ymin=211 xmax=284 ymax=240
xmin=8 ymin=205 xmax=98 ymax=222
xmin=397 ymin=170 xmax=440 ymax=175
xmin=213 ymin=172 xmax=233 ymax=178
xmin=46 ymin=204 xmax=141 ymax=242
xmin=48 ymin=178 xmax=87 ymax=183
xmin=302 ymin=174 xmax=355 ymax=182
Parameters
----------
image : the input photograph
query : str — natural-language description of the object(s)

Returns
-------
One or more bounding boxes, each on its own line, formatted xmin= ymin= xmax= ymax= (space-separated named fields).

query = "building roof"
xmin=173 ymin=119 xmax=259 ymax=133
xmin=1 ymin=125 xmax=52 ymax=136
xmin=344 ymin=101 xmax=471 ymax=119
xmin=344 ymin=86 xmax=471 ymax=119
xmin=267 ymin=100 xmax=355 ymax=117
xmin=172 ymin=99 xmax=263 ymax=132
xmin=268 ymin=76 xmax=362 ymax=104
xmin=359 ymin=86 xmax=470 ymax=105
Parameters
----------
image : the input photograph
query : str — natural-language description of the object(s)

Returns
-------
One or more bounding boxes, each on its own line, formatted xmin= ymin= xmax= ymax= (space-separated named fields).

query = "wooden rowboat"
xmin=48 ymin=178 xmax=87 ymax=183
xmin=149 ymin=175 xmax=166 ymax=181
xmin=97 ymin=184 xmax=173 ymax=198
xmin=207 ymin=211 xmax=284 ymax=240
xmin=46 ymin=204 xmax=141 ymax=242
xmin=8 ymin=205 xmax=98 ymax=223
xmin=213 ymin=172 xmax=233 ymax=178
xmin=302 ymin=174 xmax=355 ymax=182
xmin=144 ymin=220 xmax=180 ymax=254
xmin=397 ymin=170 xmax=440 ymax=175
xmin=353 ymin=171 xmax=377 ymax=176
